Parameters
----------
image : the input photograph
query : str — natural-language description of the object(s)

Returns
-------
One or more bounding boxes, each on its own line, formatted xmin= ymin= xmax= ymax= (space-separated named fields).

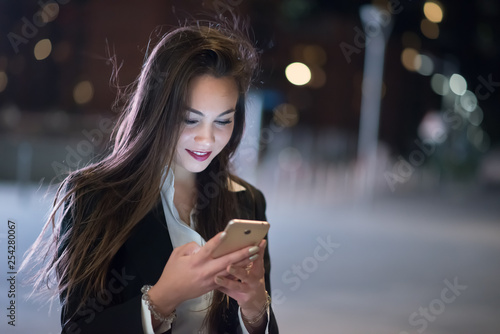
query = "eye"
xmin=184 ymin=119 xmax=198 ymax=125
xmin=216 ymin=119 xmax=233 ymax=125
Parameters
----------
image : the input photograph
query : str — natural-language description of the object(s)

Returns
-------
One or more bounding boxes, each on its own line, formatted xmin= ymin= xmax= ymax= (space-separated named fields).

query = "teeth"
xmin=192 ymin=151 xmax=208 ymax=156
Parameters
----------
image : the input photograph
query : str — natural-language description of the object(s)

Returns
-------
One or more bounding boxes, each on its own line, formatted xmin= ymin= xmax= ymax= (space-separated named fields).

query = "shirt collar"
xmin=161 ymin=167 xmax=247 ymax=194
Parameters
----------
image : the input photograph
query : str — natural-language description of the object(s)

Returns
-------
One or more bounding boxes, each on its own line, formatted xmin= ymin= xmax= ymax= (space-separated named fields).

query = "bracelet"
xmin=141 ymin=285 xmax=177 ymax=324
xmin=242 ymin=291 xmax=271 ymax=325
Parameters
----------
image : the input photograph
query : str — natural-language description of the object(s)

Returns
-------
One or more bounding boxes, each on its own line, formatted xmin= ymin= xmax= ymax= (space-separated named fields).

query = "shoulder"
xmin=229 ymin=175 xmax=264 ymax=199
xmin=229 ymin=175 xmax=267 ymax=220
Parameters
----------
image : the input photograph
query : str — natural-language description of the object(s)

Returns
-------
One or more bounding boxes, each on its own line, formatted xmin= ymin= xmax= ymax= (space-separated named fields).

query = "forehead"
xmin=187 ymin=75 xmax=239 ymax=111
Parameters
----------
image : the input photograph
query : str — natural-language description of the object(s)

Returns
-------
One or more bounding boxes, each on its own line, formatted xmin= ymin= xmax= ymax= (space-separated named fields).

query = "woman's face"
xmin=174 ymin=75 xmax=239 ymax=174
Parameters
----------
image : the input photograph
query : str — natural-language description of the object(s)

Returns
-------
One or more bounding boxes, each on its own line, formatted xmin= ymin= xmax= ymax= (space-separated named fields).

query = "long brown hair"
xmin=23 ymin=20 xmax=259 ymax=332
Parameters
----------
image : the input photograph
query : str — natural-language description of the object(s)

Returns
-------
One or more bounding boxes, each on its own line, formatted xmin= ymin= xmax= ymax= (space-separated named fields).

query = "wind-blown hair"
xmin=22 ymin=21 xmax=259 ymax=332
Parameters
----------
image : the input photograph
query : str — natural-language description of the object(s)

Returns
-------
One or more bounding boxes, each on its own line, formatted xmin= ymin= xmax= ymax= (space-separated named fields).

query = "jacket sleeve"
xmin=59 ymin=209 xmax=146 ymax=334
xmin=62 ymin=295 xmax=144 ymax=334
xmin=59 ymin=199 xmax=170 ymax=334
xmin=253 ymin=187 xmax=279 ymax=334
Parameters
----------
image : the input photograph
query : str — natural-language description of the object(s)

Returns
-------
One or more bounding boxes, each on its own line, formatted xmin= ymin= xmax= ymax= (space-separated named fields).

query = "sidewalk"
xmin=1 ymin=182 xmax=499 ymax=333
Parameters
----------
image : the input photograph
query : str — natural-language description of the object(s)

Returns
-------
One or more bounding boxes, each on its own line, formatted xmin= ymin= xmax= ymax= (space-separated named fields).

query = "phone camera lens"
xmin=244 ymin=229 xmax=251 ymax=235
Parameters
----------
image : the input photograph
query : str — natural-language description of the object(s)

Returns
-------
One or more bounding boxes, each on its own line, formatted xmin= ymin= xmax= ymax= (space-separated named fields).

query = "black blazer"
xmin=61 ymin=181 xmax=279 ymax=334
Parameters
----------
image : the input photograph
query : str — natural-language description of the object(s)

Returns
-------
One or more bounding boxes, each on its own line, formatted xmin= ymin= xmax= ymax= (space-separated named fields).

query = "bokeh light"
xmin=460 ymin=90 xmax=478 ymax=112
xmin=34 ymin=39 xmax=52 ymax=60
xmin=285 ymin=62 xmax=312 ymax=86
xmin=302 ymin=45 xmax=327 ymax=66
xmin=421 ymin=19 xmax=440 ymax=39
xmin=449 ymin=74 xmax=467 ymax=96
xmin=423 ymin=1 xmax=444 ymax=23
xmin=401 ymin=48 xmax=419 ymax=71
xmin=416 ymin=54 xmax=434 ymax=76
xmin=308 ymin=66 xmax=326 ymax=88
xmin=418 ymin=111 xmax=447 ymax=143
xmin=73 ymin=81 xmax=94 ymax=104
xmin=468 ymin=106 xmax=483 ymax=126
xmin=430 ymin=73 xmax=449 ymax=95
xmin=466 ymin=125 xmax=489 ymax=152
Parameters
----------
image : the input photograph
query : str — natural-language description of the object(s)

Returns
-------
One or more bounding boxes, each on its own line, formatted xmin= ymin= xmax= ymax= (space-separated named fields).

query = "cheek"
xmin=177 ymin=128 xmax=193 ymax=143
xmin=220 ymin=125 xmax=235 ymax=146
xmin=175 ymin=131 xmax=190 ymax=152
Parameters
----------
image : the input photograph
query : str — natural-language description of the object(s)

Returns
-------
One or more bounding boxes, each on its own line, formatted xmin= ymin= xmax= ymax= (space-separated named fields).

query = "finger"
xmin=233 ymin=239 xmax=265 ymax=265
xmin=213 ymin=268 xmax=238 ymax=280
xmin=223 ymin=238 xmax=267 ymax=267
xmin=214 ymin=255 xmax=258 ymax=279
xmin=226 ymin=265 xmax=253 ymax=283
xmin=201 ymin=231 xmax=227 ymax=254
xmin=215 ymin=286 xmax=240 ymax=303
xmin=255 ymin=239 xmax=267 ymax=263
xmin=210 ymin=244 xmax=260 ymax=271
xmin=214 ymin=275 xmax=246 ymax=292
xmin=228 ymin=255 xmax=256 ymax=268
xmin=216 ymin=286 xmax=230 ymax=296
xmin=178 ymin=241 xmax=201 ymax=256
xmin=214 ymin=267 xmax=235 ymax=278
xmin=259 ymin=239 xmax=267 ymax=253
xmin=240 ymin=240 xmax=266 ymax=268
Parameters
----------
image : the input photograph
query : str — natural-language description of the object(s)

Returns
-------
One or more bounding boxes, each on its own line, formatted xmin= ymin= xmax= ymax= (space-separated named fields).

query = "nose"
xmin=194 ymin=123 xmax=215 ymax=147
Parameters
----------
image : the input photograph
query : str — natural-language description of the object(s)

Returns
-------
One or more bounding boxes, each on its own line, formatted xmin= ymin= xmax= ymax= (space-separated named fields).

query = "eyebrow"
xmin=187 ymin=107 xmax=236 ymax=117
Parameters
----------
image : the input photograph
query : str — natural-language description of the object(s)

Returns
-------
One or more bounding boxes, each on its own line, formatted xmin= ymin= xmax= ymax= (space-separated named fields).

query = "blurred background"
xmin=1 ymin=0 xmax=499 ymax=333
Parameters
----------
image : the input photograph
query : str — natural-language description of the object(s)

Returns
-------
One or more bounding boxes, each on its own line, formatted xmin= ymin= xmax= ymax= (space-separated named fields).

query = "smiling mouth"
xmin=186 ymin=149 xmax=212 ymax=162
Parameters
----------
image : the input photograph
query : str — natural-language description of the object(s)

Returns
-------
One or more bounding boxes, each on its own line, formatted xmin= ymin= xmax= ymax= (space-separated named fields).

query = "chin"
xmin=184 ymin=160 xmax=212 ymax=174
xmin=187 ymin=166 xmax=208 ymax=173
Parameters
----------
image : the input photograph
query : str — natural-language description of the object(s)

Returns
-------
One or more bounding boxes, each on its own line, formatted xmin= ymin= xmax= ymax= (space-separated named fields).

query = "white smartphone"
xmin=211 ymin=219 xmax=270 ymax=258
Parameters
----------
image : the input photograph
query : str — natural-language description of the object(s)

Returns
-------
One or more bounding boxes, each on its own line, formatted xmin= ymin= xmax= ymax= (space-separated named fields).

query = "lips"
xmin=186 ymin=149 xmax=212 ymax=162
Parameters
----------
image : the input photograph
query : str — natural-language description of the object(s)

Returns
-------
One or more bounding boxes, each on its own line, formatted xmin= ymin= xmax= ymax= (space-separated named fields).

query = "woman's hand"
xmin=214 ymin=239 xmax=269 ymax=328
xmin=147 ymin=232 xmax=260 ymax=317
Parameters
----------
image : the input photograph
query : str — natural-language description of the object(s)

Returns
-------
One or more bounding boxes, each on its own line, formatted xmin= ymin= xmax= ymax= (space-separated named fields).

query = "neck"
xmin=171 ymin=164 xmax=197 ymax=224
xmin=172 ymin=164 xmax=196 ymax=189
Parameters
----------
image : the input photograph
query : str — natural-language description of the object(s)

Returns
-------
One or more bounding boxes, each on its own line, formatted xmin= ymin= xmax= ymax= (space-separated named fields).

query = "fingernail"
xmin=228 ymin=266 xmax=236 ymax=275
xmin=248 ymin=246 xmax=259 ymax=255
xmin=215 ymin=276 xmax=224 ymax=284
xmin=249 ymin=254 xmax=259 ymax=261
xmin=220 ymin=232 xmax=226 ymax=240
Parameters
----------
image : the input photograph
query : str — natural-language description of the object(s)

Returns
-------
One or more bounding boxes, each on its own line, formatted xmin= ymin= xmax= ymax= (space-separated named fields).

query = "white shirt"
xmin=140 ymin=168 xmax=267 ymax=334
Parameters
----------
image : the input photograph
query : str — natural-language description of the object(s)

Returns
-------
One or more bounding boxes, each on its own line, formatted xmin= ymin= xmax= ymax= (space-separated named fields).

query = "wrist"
xmin=142 ymin=285 xmax=177 ymax=323
xmin=241 ymin=305 xmax=263 ymax=319
xmin=241 ymin=291 xmax=271 ymax=325
xmin=147 ymin=284 xmax=179 ymax=314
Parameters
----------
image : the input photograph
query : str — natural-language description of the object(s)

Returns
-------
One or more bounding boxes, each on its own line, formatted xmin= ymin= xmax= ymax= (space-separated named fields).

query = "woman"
xmin=25 ymin=21 xmax=279 ymax=334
